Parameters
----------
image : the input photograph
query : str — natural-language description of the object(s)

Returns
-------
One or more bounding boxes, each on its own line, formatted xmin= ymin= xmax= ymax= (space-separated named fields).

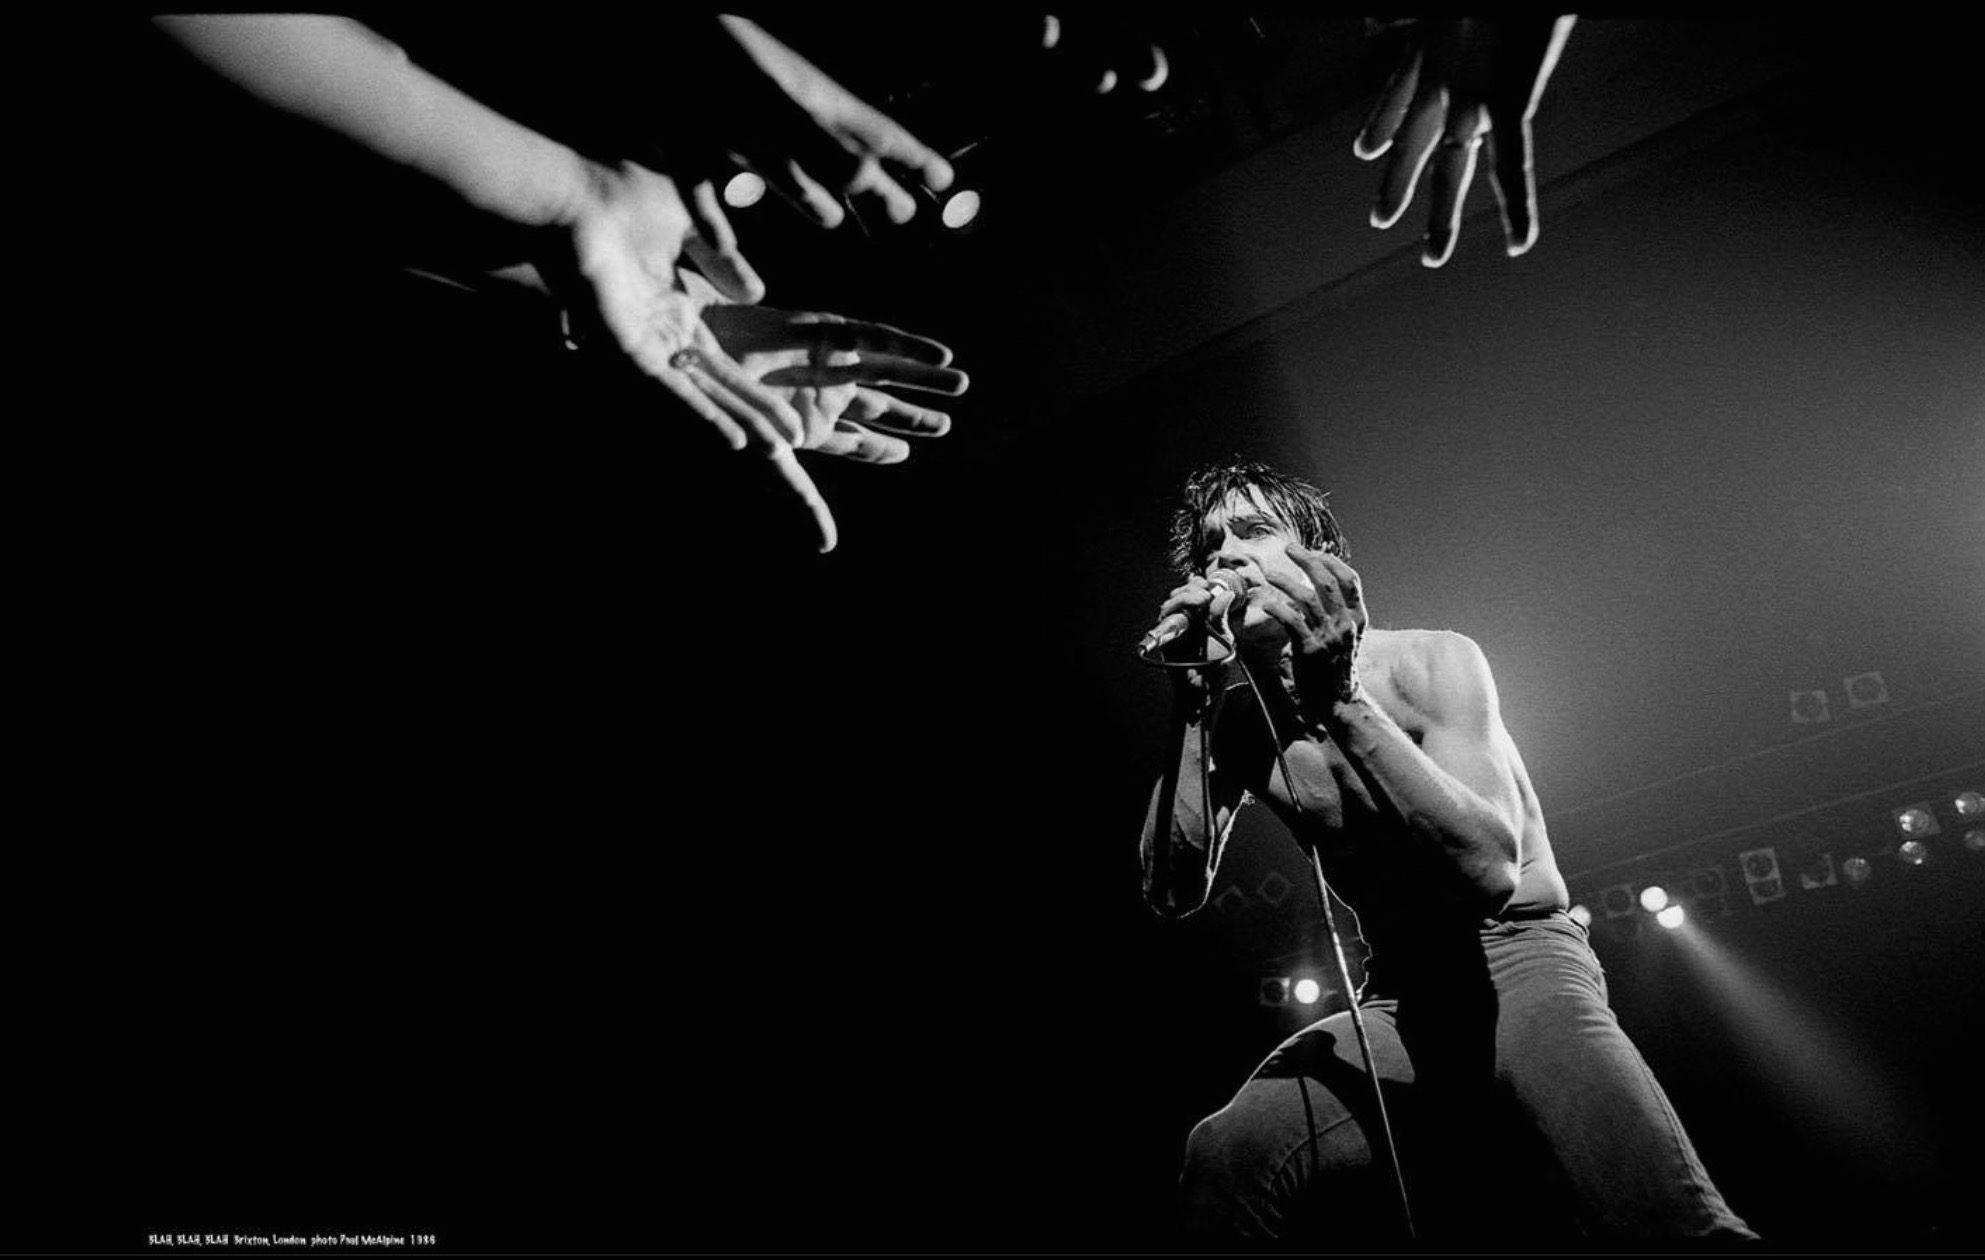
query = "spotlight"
xmin=1568 ymin=904 xmax=1593 ymax=927
xmin=940 ymin=189 xmax=982 ymax=229
xmin=1893 ymin=803 xmax=1941 ymax=838
xmin=1789 ymin=689 xmax=1831 ymax=724
xmin=1954 ymin=790 xmax=1982 ymax=819
xmin=1896 ymin=839 xmax=1931 ymax=867
xmin=1656 ymin=904 xmax=1686 ymax=930
xmin=1843 ymin=671 xmax=1889 ymax=709
xmin=1738 ymin=846 xmax=1786 ymax=905
xmin=1796 ymin=849 xmax=1838 ymax=891
xmin=723 ymin=171 xmax=767 ymax=209
xmin=1639 ymin=885 xmax=1670 ymax=913
xmin=1841 ymin=855 xmax=1873 ymax=887
xmin=1293 ymin=978 xmax=1322 ymax=1005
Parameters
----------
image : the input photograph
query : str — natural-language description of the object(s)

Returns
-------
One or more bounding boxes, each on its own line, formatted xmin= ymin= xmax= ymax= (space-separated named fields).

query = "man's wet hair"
xmin=1168 ymin=458 xmax=1348 ymax=578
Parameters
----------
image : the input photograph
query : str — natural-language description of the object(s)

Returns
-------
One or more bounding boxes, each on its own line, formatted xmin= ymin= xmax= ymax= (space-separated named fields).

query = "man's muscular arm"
xmin=1257 ymin=547 xmax=1525 ymax=913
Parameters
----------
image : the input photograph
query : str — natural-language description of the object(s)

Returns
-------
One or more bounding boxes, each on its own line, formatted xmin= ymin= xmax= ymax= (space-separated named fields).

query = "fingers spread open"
xmin=808 ymin=420 xmax=911 ymax=465
xmin=1421 ymin=104 xmax=1487 ymax=267
xmin=681 ymin=196 xmax=765 ymax=306
xmin=1356 ymin=45 xmax=1423 ymax=160
xmin=768 ymin=445 xmax=837 ymax=553
xmin=1484 ymin=118 xmax=1538 ymax=257
xmin=845 ymin=388 xmax=951 ymax=438
xmin=1372 ymin=79 xmax=1447 ymax=229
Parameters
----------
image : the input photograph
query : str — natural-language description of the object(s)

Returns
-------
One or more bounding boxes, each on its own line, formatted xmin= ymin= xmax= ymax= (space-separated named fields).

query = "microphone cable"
xmin=1145 ymin=598 xmax=1416 ymax=1242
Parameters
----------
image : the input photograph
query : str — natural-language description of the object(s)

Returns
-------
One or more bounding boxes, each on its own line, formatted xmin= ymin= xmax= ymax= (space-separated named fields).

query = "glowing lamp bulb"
xmin=1955 ymin=790 xmax=1983 ymax=818
xmin=1897 ymin=807 xmax=1936 ymax=836
xmin=1897 ymin=839 xmax=1930 ymax=866
xmin=1292 ymin=978 xmax=1322 ymax=1005
xmin=723 ymin=172 xmax=767 ymax=209
xmin=1655 ymin=904 xmax=1686 ymax=930
xmin=1639 ymin=885 xmax=1669 ymax=913
xmin=1568 ymin=904 xmax=1593 ymax=927
xmin=941 ymin=190 xmax=982 ymax=229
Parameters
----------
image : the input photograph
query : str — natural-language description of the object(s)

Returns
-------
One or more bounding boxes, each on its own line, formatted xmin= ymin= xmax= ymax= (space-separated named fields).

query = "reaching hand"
xmin=712 ymin=16 xmax=956 ymax=229
xmin=1355 ymin=17 xmax=1577 ymax=268
xmin=685 ymin=272 xmax=969 ymax=550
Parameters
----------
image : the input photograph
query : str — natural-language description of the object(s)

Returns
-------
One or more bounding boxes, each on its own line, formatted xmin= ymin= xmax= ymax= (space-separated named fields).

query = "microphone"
xmin=1138 ymin=570 xmax=1247 ymax=661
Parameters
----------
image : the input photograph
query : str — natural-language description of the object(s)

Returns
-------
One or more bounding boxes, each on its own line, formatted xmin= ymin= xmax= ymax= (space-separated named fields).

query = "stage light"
xmin=1843 ymin=671 xmax=1889 ymax=709
xmin=1600 ymin=883 xmax=1637 ymax=920
xmin=1738 ymin=846 xmax=1786 ymax=905
xmin=1796 ymin=849 xmax=1838 ymax=891
xmin=1568 ymin=904 xmax=1593 ymax=927
xmin=941 ymin=190 xmax=982 ymax=229
xmin=1656 ymin=904 xmax=1686 ymax=929
xmin=723 ymin=171 xmax=767 ymax=209
xmin=1954 ymin=790 xmax=1982 ymax=819
xmin=1893 ymin=803 xmax=1940 ymax=838
xmin=1896 ymin=839 xmax=1931 ymax=867
xmin=1842 ymin=855 xmax=1873 ymax=887
xmin=1293 ymin=978 xmax=1322 ymax=1005
xmin=1963 ymin=828 xmax=1985 ymax=853
xmin=1789 ymin=689 xmax=1831 ymax=724
xmin=1639 ymin=885 xmax=1669 ymax=913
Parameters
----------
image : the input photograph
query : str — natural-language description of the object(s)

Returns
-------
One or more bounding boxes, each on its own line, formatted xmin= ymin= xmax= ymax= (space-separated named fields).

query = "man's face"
xmin=1197 ymin=487 xmax=1316 ymax=635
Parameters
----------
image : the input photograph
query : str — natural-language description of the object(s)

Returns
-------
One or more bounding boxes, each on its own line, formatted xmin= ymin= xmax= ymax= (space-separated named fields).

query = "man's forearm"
xmin=1315 ymin=696 xmax=1519 ymax=905
xmin=154 ymin=16 xmax=595 ymax=230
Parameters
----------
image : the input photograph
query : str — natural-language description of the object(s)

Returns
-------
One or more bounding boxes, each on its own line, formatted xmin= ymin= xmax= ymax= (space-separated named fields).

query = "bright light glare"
xmin=1292 ymin=978 xmax=1322 ymax=1005
xmin=723 ymin=172 xmax=767 ymax=209
xmin=1955 ymin=790 xmax=1983 ymax=818
xmin=1896 ymin=807 xmax=1936 ymax=836
xmin=1639 ymin=885 xmax=1670 ymax=912
xmin=1656 ymin=904 xmax=1686 ymax=929
xmin=1897 ymin=839 xmax=1930 ymax=866
xmin=1568 ymin=904 xmax=1592 ymax=927
xmin=941 ymin=190 xmax=981 ymax=229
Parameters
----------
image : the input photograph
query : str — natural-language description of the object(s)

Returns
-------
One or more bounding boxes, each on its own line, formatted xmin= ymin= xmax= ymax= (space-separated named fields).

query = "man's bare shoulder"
xmin=1363 ymin=628 xmax=1496 ymax=728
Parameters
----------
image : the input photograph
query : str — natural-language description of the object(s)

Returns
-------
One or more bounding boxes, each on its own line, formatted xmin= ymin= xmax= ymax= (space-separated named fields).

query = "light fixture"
xmin=722 ymin=171 xmax=767 ymax=209
xmin=1688 ymin=866 xmax=1730 ymax=920
xmin=1843 ymin=671 xmax=1889 ymax=709
xmin=1639 ymin=885 xmax=1670 ymax=913
xmin=1600 ymin=883 xmax=1637 ymax=920
xmin=1841 ymin=855 xmax=1874 ymax=887
xmin=1893 ymin=803 xmax=1941 ymax=839
xmin=1258 ymin=977 xmax=1291 ymax=1006
xmin=1954 ymin=790 xmax=1982 ymax=819
xmin=1738 ymin=846 xmax=1786 ymax=905
xmin=1962 ymin=828 xmax=1985 ymax=853
xmin=1896 ymin=839 xmax=1931 ymax=867
xmin=1789 ymin=689 xmax=1831 ymax=724
xmin=1656 ymin=904 xmax=1686 ymax=930
xmin=940 ymin=189 xmax=982 ymax=230
xmin=1796 ymin=849 xmax=1838 ymax=891
xmin=1292 ymin=978 xmax=1322 ymax=1005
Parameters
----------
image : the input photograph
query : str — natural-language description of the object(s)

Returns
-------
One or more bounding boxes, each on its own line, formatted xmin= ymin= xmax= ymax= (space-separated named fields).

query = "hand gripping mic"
xmin=1137 ymin=570 xmax=1247 ymax=665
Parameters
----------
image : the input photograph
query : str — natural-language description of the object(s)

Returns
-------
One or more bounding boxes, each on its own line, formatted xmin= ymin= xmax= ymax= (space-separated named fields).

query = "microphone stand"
xmin=1139 ymin=611 xmax=1416 ymax=1243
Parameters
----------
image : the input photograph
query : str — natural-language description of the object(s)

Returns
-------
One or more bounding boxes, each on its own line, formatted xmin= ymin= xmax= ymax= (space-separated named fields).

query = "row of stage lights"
xmin=1568 ymin=788 xmax=1983 ymax=933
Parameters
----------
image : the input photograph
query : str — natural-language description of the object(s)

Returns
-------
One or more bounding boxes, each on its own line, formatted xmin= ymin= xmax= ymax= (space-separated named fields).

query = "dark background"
xmin=18 ymin=15 xmax=1981 ymax=1255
